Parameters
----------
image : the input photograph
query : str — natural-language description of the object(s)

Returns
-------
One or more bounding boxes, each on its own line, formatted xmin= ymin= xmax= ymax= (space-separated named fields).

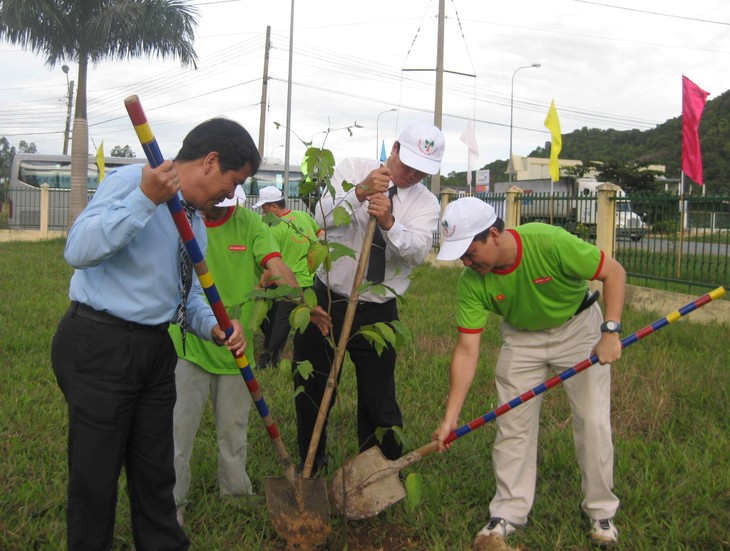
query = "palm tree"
xmin=0 ymin=0 xmax=199 ymax=226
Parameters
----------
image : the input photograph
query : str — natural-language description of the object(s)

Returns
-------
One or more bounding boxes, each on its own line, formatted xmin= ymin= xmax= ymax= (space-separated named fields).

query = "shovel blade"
xmin=330 ymin=446 xmax=407 ymax=520
xmin=263 ymin=476 xmax=331 ymax=546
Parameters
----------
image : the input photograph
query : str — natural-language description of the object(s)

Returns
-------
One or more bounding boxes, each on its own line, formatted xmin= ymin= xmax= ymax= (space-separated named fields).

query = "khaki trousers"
xmin=489 ymin=303 xmax=619 ymax=525
xmin=173 ymin=358 xmax=253 ymax=509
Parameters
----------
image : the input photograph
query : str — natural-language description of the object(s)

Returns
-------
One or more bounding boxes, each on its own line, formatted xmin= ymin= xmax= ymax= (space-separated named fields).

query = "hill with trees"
xmin=444 ymin=88 xmax=730 ymax=194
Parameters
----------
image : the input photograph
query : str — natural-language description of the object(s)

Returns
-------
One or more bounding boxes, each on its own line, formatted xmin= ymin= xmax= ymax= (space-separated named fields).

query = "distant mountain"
xmin=445 ymin=88 xmax=730 ymax=194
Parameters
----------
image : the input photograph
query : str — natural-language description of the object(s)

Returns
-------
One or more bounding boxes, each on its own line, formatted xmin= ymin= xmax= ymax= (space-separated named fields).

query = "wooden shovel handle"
xmin=302 ymin=215 xmax=379 ymax=478
xmin=389 ymin=440 xmax=439 ymax=472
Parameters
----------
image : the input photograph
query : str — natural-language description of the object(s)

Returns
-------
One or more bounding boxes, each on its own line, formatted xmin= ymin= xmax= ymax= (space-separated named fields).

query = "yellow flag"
xmin=543 ymin=100 xmax=562 ymax=182
xmin=96 ymin=142 xmax=105 ymax=182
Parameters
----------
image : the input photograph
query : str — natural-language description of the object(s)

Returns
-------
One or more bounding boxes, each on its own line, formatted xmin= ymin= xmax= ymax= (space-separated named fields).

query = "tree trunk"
xmin=68 ymin=55 xmax=89 ymax=228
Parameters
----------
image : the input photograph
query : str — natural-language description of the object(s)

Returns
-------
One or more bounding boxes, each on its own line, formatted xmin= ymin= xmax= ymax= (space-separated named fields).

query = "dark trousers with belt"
xmin=292 ymin=280 xmax=403 ymax=465
xmin=51 ymin=303 xmax=188 ymax=551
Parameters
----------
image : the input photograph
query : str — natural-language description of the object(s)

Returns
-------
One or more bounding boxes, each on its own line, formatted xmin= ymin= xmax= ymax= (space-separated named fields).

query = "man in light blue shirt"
xmin=51 ymin=118 xmax=258 ymax=551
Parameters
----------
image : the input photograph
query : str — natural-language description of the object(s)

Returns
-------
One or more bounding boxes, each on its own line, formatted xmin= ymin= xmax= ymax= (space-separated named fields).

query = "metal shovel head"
xmin=330 ymin=446 xmax=407 ymax=520
xmin=263 ymin=476 xmax=331 ymax=546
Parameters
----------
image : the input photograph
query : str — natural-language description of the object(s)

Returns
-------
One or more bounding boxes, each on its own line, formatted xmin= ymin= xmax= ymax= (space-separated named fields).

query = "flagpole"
xmin=677 ymin=171 xmax=685 ymax=278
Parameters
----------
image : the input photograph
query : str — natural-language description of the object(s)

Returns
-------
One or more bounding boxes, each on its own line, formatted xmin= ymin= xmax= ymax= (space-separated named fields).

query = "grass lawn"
xmin=1 ymin=238 xmax=728 ymax=550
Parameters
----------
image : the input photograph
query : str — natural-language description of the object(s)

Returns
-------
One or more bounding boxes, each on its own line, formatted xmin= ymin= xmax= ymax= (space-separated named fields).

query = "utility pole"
xmin=431 ymin=0 xmax=445 ymax=196
xmin=283 ymin=0 xmax=295 ymax=199
xmin=258 ymin=26 xmax=271 ymax=158
xmin=62 ymin=65 xmax=74 ymax=156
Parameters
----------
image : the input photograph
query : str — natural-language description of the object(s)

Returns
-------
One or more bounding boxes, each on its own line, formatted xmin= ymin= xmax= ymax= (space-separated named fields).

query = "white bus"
xmin=6 ymin=153 xmax=145 ymax=229
xmin=5 ymin=155 xmax=311 ymax=230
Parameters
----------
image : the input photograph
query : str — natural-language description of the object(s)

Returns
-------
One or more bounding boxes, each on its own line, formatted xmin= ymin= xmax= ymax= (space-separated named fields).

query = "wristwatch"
xmin=600 ymin=320 xmax=622 ymax=334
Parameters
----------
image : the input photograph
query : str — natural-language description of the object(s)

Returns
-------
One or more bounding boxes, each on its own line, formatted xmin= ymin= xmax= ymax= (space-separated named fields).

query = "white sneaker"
xmin=477 ymin=517 xmax=517 ymax=537
xmin=590 ymin=518 xmax=618 ymax=546
xmin=176 ymin=507 xmax=185 ymax=528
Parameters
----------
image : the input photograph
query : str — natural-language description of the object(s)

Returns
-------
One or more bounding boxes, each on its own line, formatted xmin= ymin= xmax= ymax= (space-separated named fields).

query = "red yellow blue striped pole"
xmin=124 ymin=95 xmax=293 ymax=465
xmin=444 ymin=286 xmax=725 ymax=445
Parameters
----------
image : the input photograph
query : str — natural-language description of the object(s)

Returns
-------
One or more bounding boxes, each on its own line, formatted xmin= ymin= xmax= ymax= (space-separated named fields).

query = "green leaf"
xmin=374 ymin=426 xmax=388 ymax=445
xmin=249 ymin=300 xmax=270 ymax=332
xmin=279 ymin=358 xmax=291 ymax=371
xmin=360 ymin=328 xmax=385 ymax=355
xmin=374 ymin=322 xmax=397 ymax=347
xmin=307 ymin=241 xmax=328 ymax=274
xmin=332 ymin=205 xmax=352 ymax=227
xmin=328 ymin=242 xmax=356 ymax=262
xmin=373 ymin=425 xmax=407 ymax=448
xmin=405 ymin=472 xmax=424 ymax=512
xmin=293 ymin=385 xmax=306 ymax=398
xmin=342 ymin=180 xmax=355 ymax=192
xmin=294 ymin=360 xmax=314 ymax=380
xmin=302 ymin=287 xmax=318 ymax=309
xmin=389 ymin=319 xmax=414 ymax=347
xmin=262 ymin=211 xmax=280 ymax=226
xmin=391 ymin=425 xmax=407 ymax=447
xmin=290 ymin=304 xmax=312 ymax=333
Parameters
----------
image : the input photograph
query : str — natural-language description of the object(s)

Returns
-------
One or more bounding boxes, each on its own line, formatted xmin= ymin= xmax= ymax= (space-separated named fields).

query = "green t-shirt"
xmin=169 ymin=205 xmax=280 ymax=374
xmin=456 ymin=223 xmax=604 ymax=332
xmin=269 ymin=209 xmax=322 ymax=288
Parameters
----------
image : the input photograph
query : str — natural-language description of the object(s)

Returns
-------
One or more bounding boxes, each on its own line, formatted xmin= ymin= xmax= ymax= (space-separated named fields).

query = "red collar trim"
xmin=492 ymin=229 xmax=522 ymax=275
xmin=204 ymin=206 xmax=234 ymax=228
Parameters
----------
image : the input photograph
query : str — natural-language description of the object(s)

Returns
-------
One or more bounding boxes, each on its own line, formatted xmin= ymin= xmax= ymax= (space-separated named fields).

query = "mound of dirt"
xmin=472 ymin=534 xmax=526 ymax=551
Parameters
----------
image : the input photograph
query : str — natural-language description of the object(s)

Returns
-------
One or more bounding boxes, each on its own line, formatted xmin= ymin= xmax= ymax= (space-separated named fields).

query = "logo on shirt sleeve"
xmin=533 ymin=276 xmax=552 ymax=285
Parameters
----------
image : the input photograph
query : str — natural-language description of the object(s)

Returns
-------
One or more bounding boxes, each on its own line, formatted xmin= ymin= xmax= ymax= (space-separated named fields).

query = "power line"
xmin=572 ymin=0 xmax=730 ymax=26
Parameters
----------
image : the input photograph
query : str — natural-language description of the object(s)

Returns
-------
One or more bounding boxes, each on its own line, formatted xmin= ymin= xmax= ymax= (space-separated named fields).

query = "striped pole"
xmin=444 ymin=286 xmax=726 ymax=445
xmin=124 ymin=95 xmax=293 ymax=474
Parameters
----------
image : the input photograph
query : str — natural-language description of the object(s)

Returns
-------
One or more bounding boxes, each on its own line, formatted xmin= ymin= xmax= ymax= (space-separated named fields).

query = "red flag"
xmin=681 ymin=75 xmax=709 ymax=186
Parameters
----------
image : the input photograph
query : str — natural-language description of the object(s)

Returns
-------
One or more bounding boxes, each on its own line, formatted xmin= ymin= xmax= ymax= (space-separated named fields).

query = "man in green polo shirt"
xmin=254 ymin=186 xmax=324 ymax=368
xmin=169 ymin=186 xmax=328 ymax=527
xmin=432 ymin=197 xmax=626 ymax=547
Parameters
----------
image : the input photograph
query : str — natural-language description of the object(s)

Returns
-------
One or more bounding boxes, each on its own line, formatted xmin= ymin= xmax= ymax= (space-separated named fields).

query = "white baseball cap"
xmin=216 ymin=184 xmax=246 ymax=207
xmin=253 ymin=185 xmax=284 ymax=208
xmin=397 ymin=121 xmax=445 ymax=175
xmin=436 ymin=197 xmax=498 ymax=261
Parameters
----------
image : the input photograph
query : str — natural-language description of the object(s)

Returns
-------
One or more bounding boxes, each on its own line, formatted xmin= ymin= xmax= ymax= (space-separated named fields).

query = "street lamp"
xmin=508 ymin=63 xmax=541 ymax=182
xmin=61 ymin=65 xmax=74 ymax=156
xmin=376 ymin=108 xmax=397 ymax=159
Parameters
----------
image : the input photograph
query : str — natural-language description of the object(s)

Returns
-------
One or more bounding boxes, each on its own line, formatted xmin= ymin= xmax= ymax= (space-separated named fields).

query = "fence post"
xmin=505 ymin=186 xmax=523 ymax=229
xmin=40 ymin=184 xmax=50 ymax=238
xmin=439 ymin=189 xmax=457 ymax=248
xmin=595 ymin=183 xmax=619 ymax=257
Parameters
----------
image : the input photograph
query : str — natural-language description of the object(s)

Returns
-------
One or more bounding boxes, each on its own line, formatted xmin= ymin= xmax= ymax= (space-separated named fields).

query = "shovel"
xmin=331 ymin=287 xmax=726 ymax=519
xmin=125 ymin=96 xmax=331 ymax=547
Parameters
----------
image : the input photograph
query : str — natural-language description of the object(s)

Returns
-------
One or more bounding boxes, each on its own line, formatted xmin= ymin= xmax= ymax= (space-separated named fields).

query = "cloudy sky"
xmin=1 ymin=0 xmax=728 ymax=176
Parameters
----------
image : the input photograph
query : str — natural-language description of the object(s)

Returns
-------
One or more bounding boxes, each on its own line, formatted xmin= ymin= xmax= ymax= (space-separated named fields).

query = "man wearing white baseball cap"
xmin=255 ymin=186 xmax=325 ymax=369
xmin=433 ymin=197 xmax=626 ymax=547
xmin=252 ymin=185 xmax=284 ymax=208
xmin=292 ymin=121 xmax=444 ymax=474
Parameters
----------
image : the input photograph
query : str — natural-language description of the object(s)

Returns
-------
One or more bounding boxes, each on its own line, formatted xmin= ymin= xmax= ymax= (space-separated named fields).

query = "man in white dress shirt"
xmin=292 ymin=121 xmax=445 ymax=473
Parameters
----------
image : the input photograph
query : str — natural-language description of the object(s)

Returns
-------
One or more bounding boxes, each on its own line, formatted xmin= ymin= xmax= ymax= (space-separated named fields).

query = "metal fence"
xmin=4 ymin=185 xmax=728 ymax=295
xmin=615 ymin=193 xmax=730 ymax=294
xmin=0 ymin=187 xmax=313 ymax=231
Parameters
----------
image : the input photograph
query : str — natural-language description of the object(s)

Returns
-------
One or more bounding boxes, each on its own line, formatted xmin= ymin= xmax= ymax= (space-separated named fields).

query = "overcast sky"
xmin=1 ymin=0 xmax=728 ymax=176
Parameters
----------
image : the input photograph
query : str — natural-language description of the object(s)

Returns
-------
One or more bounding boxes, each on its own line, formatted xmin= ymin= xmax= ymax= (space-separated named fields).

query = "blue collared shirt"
xmin=65 ymin=164 xmax=216 ymax=338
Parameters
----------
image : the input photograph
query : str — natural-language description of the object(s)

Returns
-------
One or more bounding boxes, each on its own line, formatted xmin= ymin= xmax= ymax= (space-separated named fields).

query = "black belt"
xmin=68 ymin=301 xmax=170 ymax=332
xmin=574 ymin=290 xmax=600 ymax=318
xmin=313 ymin=277 xmax=393 ymax=311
